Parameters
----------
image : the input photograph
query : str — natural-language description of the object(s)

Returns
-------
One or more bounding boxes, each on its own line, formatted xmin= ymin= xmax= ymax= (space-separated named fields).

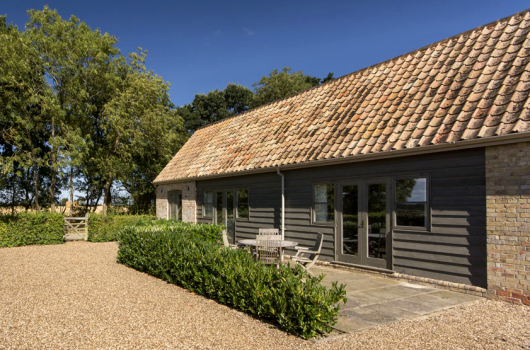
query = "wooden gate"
xmin=64 ymin=217 xmax=88 ymax=241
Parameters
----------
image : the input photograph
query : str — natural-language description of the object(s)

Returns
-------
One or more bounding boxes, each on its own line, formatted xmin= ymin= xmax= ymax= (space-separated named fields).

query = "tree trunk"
xmin=93 ymin=190 xmax=102 ymax=213
xmin=49 ymin=116 xmax=56 ymax=212
xmin=11 ymin=177 xmax=15 ymax=215
xmin=49 ymin=167 xmax=56 ymax=212
xmin=102 ymin=179 xmax=112 ymax=215
xmin=69 ymin=166 xmax=74 ymax=217
xmin=32 ymin=160 xmax=41 ymax=212
xmin=24 ymin=168 xmax=31 ymax=210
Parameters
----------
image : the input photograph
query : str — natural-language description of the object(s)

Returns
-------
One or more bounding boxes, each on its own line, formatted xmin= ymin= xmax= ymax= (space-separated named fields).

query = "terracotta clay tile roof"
xmin=155 ymin=9 xmax=530 ymax=183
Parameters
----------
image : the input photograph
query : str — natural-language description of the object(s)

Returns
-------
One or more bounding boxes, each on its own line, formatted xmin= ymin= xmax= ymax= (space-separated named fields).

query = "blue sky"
xmin=3 ymin=1 xmax=529 ymax=107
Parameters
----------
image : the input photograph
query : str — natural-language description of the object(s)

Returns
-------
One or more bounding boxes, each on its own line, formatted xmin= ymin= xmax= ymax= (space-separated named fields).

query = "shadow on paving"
xmin=310 ymin=265 xmax=482 ymax=333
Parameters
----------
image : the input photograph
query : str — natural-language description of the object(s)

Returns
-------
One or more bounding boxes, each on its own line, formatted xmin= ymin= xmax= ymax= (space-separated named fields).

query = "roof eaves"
xmin=153 ymin=131 xmax=530 ymax=184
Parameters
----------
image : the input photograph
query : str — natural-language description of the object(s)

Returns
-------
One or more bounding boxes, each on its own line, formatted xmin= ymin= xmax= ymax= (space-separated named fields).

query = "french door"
xmin=215 ymin=191 xmax=236 ymax=244
xmin=336 ymin=179 xmax=391 ymax=269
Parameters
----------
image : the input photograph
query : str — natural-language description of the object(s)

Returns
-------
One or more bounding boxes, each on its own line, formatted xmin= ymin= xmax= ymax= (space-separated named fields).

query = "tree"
xmin=94 ymin=50 xmax=185 ymax=214
xmin=0 ymin=15 xmax=55 ymax=211
xmin=1 ymin=8 xmax=188 ymax=215
xmin=321 ymin=72 xmax=335 ymax=84
xmin=251 ymin=67 xmax=332 ymax=107
xmin=24 ymin=6 xmax=120 ymax=212
xmin=224 ymin=83 xmax=254 ymax=114
xmin=178 ymin=83 xmax=253 ymax=133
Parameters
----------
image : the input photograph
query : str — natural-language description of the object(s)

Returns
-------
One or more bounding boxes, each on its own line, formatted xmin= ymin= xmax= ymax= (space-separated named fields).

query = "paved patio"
xmin=310 ymin=265 xmax=482 ymax=333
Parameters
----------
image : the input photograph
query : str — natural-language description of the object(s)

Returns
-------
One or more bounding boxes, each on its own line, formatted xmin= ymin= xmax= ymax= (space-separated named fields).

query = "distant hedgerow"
xmin=87 ymin=213 xmax=156 ymax=242
xmin=0 ymin=212 xmax=64 ymax=247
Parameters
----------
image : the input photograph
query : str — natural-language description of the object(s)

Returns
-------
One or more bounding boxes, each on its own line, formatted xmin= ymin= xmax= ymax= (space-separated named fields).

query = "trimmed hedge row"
xmin=87 ymin=214 xmax=156 ymax=242
xmin=0 ymin=212 xmax=64 ymax=247
xmin=117 ymin=221 xmax=346 ymax=339
xmin=131 ymin=219 xmax=224 ymax=243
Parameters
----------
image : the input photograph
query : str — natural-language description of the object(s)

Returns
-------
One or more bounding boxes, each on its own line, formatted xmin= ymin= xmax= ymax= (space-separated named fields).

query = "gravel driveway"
xmin=0 ymin=241 xmax=528 ymax=349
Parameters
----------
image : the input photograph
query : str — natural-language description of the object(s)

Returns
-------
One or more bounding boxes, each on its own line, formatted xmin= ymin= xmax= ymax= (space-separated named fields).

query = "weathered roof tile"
xmin=155 ymin=9 xmax=530 ymax=183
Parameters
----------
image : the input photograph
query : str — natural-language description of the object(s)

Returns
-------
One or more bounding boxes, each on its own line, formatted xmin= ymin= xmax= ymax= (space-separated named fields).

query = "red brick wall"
xmin=486 ymin=142 xmax=530 ymax=305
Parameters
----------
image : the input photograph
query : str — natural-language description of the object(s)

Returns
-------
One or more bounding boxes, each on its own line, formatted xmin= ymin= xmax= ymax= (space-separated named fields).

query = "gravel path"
xmin=0 ymin=241 xmax=528 ymax=349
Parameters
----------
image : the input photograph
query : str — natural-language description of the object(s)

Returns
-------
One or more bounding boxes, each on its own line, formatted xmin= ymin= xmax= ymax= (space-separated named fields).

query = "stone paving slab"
xmin=310 ymin=265 xmax=483 ymax=333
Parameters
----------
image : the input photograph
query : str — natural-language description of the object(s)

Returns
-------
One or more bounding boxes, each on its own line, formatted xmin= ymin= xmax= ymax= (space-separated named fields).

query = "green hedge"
xmin=131 ymin=219 xmax=224 ymax=243
xmin=87 ymin=214 xmax=156 ymax=242
xmin=117 ymin=222 xmax=346 ymax=339
xmin=0 ymin=212 xmax=64 ymax=247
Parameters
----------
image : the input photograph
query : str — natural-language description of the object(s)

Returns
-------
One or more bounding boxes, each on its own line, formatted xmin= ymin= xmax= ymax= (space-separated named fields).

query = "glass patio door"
xmin=215 ymin=191 xmax=236 ymax=244
xmin=337 ymin=179 xmax=390 ymax=269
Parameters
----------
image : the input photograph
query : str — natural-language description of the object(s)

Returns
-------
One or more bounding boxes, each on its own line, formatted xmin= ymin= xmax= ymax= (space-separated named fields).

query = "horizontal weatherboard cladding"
xmin=196 ymin=172 xmax=282 ymax=241
xmin=281 ymin=148 xmax=487 ymax=287
xmin=192 ymin=148 xmax=486 ymax=288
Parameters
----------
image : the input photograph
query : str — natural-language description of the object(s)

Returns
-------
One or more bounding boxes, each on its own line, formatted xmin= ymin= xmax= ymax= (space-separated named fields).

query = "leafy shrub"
xmin=132 ymin=219 xmax=224 ymax=243
xmin=0 ymin=212 xmax=64 ymax=247
xmin=87 ymin=213 xmax=156 ymax=242
xmin=117 ymin=223 xmax=346 ymax=339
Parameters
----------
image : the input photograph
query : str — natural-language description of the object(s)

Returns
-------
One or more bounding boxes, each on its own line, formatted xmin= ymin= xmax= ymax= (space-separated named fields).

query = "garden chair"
xmin=222 ymin=230 xmax=238 ymax=250
xmin=258 ymin=228 xmax=279 ymax=235
xmin=256 ymin=234 xmax=282 ymax=267
xmin=291 ymin=233 xmax=323 ymax=276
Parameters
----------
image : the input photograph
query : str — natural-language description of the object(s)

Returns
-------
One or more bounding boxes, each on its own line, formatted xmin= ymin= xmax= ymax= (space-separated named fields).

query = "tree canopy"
xmin=0 ymin=7 xmax=185 ymax=214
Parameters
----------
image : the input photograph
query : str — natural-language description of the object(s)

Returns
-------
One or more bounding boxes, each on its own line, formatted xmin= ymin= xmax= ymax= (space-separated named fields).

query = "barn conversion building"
xmin=155 ymin=10 xmax=530 ymax=304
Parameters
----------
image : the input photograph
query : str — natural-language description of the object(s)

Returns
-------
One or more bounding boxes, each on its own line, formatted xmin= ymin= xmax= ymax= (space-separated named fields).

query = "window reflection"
xmin=314 ymin=184 xmax=334 ymax=222
xmin=395 ymin=178 xmax=427 ymax=227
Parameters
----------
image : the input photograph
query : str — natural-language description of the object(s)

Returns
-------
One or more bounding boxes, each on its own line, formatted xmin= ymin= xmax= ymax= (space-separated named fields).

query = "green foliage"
xmin=0 ymin=14 xmax=56 ymax=211
xmin=87 ymin=213 xmax=156 ymax=242
xmin=132 ymin=219 xmax=224 ymax=242
xmin=0 ymin=212 xmax=64 ymax=247
xmin=251 ymin=67 xmax=333 ymax=108
xmin=178 ymin=83 xmax=253 ymax=133
xmin=117 ymin=222 xmax=346 ymax=339
xmin=1 ymin=7 xmax=187 ymax=214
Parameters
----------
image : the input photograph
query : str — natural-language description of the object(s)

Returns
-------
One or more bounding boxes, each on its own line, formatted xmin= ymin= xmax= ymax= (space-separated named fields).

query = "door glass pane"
xmin=226 ymin=191 xmax=235 ymax=243
xmin=342 ymin=185 xmax=358 ymax=256
xmin=204 ymin=192 xmax=213 ymax=217
xmin=237 ymin=188 xmax=249 ymax=219
xmin=368 ymin=183 xmax=386 ymax=259
xmin=177 ymin=194 xmax=182 ymax=221
xmin=169 ymin=193 xmax=176 ymax=220
xmin=216 ymin=192 xmax=223 ymax=225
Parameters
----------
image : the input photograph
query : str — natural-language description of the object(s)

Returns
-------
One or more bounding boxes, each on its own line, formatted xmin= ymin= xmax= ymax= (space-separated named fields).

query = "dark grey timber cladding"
xmin=283 ymin=148 xmax=487 ymax=288
xmin=196 ymin=172 xmax=281 ymax=241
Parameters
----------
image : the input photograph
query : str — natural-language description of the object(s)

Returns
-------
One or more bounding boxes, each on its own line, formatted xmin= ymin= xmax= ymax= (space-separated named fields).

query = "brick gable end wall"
xmin=486 ymin=142 xmax=530 ymax=305
xmin=155 ymin=182 xmax=196 ymax=223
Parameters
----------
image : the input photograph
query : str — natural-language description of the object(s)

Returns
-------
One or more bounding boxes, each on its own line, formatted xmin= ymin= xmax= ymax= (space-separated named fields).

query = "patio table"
xmin=237 ymin=239 xmax=298 ymax=248
xmin=238 ymin=239 xmax=298 ymax=262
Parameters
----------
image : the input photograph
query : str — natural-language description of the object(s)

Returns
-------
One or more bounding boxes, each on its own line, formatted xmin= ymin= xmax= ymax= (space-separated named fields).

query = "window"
xmin=395 ymin=177 xmax=428 ymax=228
xmin=237 ymin=188 xmax=249 ymax=219
xmin=313 ymin=183 xmax=334 ymax=223
xmin=203 ymin=191 xmax=213 ymax=217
